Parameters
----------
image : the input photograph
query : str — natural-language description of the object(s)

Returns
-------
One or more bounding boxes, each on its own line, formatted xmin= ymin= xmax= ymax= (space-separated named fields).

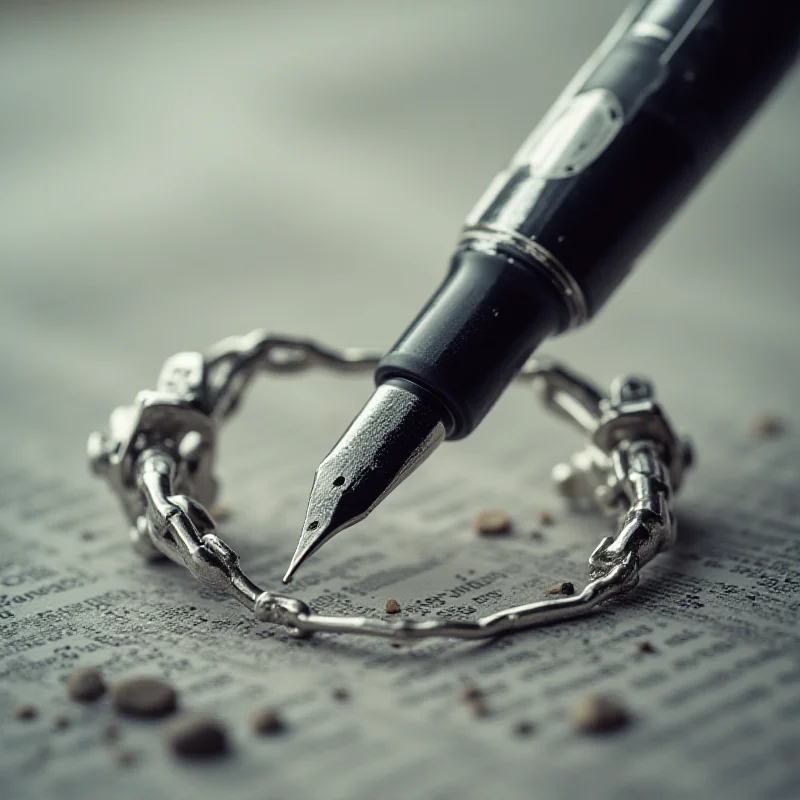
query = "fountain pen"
xmin=284 ymin=0 xmax=800 ymax=582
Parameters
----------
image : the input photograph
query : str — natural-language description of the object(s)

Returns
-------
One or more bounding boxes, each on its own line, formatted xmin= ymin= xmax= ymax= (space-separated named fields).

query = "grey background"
xmin=1 ymin=0 xmax=798 ymax=447
xmin=1 ymin=2 xmax=799 ymax=798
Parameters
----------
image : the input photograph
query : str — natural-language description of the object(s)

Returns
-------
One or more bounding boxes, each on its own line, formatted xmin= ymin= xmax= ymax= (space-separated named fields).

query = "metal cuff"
xmin=88 ymin=331 xmax=692 ymax=642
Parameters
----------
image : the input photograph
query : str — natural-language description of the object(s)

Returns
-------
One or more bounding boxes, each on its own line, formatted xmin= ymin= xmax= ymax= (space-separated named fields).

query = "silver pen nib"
xmin=283 ymin=383 xmax=446 ymax=582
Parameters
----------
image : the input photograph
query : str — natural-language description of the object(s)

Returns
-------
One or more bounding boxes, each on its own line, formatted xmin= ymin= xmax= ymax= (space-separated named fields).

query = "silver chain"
xmin=88 ymin=330 xmax=693 ymax=641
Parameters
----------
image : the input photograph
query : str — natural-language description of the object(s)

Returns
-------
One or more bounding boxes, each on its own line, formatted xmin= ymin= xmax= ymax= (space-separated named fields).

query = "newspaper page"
xmin=1 ymin=1 xmax=799 ymax=799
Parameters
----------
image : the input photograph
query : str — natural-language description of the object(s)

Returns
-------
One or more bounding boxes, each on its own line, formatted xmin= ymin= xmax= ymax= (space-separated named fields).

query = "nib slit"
xmin=283 ymin=384 xmax=446 ymax=580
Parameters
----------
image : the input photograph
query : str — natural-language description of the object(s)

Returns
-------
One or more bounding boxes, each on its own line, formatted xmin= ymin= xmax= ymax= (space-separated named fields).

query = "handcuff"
xmin=88 ymin=330 xmax=692 ymax=641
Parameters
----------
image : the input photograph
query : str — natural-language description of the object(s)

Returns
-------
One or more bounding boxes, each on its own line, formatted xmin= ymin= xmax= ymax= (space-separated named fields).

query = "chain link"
xmin=88 ymin=330 xmax=692 ymax=641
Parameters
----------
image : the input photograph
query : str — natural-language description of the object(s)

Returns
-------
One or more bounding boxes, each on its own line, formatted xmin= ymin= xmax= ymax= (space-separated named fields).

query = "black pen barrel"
xmin=376 ymin=0 xmax=800 ymax=439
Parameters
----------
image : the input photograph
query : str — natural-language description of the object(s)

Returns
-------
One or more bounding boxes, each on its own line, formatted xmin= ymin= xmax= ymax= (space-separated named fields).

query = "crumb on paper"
xmin=66 ymin=667 xmax=106 ymax=702
xmin=384 ymin=598 xmax=401 ymax=615
xmin=513 ymin=719 xmax=535 ymax=737
xmin=111 ymin=677 xmax=177 ymax=719
xmin=165 ymin=714 xmax=229 ymax=759
xmin=571 ymin=694 xmax=629 ymax=734
xmin=460 ymin=684 xmax=483 ymax=702
xmin=536 ymin=511 xmax=554 ymax=526
xmin=749 ymin=413 xmax=785 ymax=438
xmin=53 ymin=713 xmax=70 ymax=730
xmin=545 ymin=582 xmax=575 ymax=596
xmin=14 ymin=705 xmax=37 ymax=721
xmin=473 ymin=509 xmax=512 ymax=535
xmin=251 ymin=708 xmax=286 ymax=736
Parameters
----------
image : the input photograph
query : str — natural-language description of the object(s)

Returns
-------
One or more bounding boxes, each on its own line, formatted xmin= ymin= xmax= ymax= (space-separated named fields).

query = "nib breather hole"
xmin=307 ymin=521 xmax=319 ymax=531
xmin=333 ymin=476 xmax=345 ymax=487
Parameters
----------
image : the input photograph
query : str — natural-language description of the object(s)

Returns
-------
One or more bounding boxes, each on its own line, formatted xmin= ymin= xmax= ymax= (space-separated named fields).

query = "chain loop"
xmin=88 ymin=331 xmax=692 ymax=641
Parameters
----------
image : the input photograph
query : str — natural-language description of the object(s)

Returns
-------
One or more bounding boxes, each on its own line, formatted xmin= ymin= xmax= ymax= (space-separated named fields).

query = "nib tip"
xmin=282 ymin=539 xmax=315 ymax=583
xmin=281 ymin=558 xmax=301 ymax=585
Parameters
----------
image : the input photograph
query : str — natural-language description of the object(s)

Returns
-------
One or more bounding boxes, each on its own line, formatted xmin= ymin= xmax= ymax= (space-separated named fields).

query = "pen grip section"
xmin=375 ymin=250 xmax=562 ymax=439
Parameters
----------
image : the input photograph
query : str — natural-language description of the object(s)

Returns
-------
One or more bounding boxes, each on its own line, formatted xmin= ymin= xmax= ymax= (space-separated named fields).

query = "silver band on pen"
xmin=459 ymin=226 xmax=589 ymax=329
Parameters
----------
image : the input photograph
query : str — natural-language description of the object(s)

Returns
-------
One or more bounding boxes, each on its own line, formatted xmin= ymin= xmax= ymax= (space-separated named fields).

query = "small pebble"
xmin=111 ymin=677 xmax=177 ymax=719
xmin=66 ymin=667 xmax=106 ymax=703
xmin=460 ymin=684 xmax=484 ymax=702
xmin=384 ymin=598 xmax=401 ymax=615
xmin=208 ymin=503 xmax=231 ymax=522
xmin=331 ymin=688 xmax=350 ymax=702
xmin=53 ymin=713 xmax=70 ymax=731
xmin=513 ymin=719 xmax=535 ymax=737
xmin=251 ymin=708 xmax=286 ymax=736
xmin=473 ymin=509 xmax=512 ymax=535
xmin=536 ymin=511 xmax=554 ymax=526
xmin=545 ymin=582 xmax=575 ymax=596
xmin=637 ymin=641 xmax=657 ymax=654
xmin=571 ymin=694 xmax=629 ymax=733
xmin=750 ymin=413 xmax=785 ymax=438
xmin=14 ymin=705 xmax=37 ymax=721
xmin=165 ymin=714 xmax=228 ymax=759
xmin=116 ymin=749 xmax=139 ymax=768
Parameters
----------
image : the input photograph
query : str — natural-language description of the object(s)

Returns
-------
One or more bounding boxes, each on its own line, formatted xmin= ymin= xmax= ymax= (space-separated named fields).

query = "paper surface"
xmin=1 ymin=2 xmax=799 ymax=798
